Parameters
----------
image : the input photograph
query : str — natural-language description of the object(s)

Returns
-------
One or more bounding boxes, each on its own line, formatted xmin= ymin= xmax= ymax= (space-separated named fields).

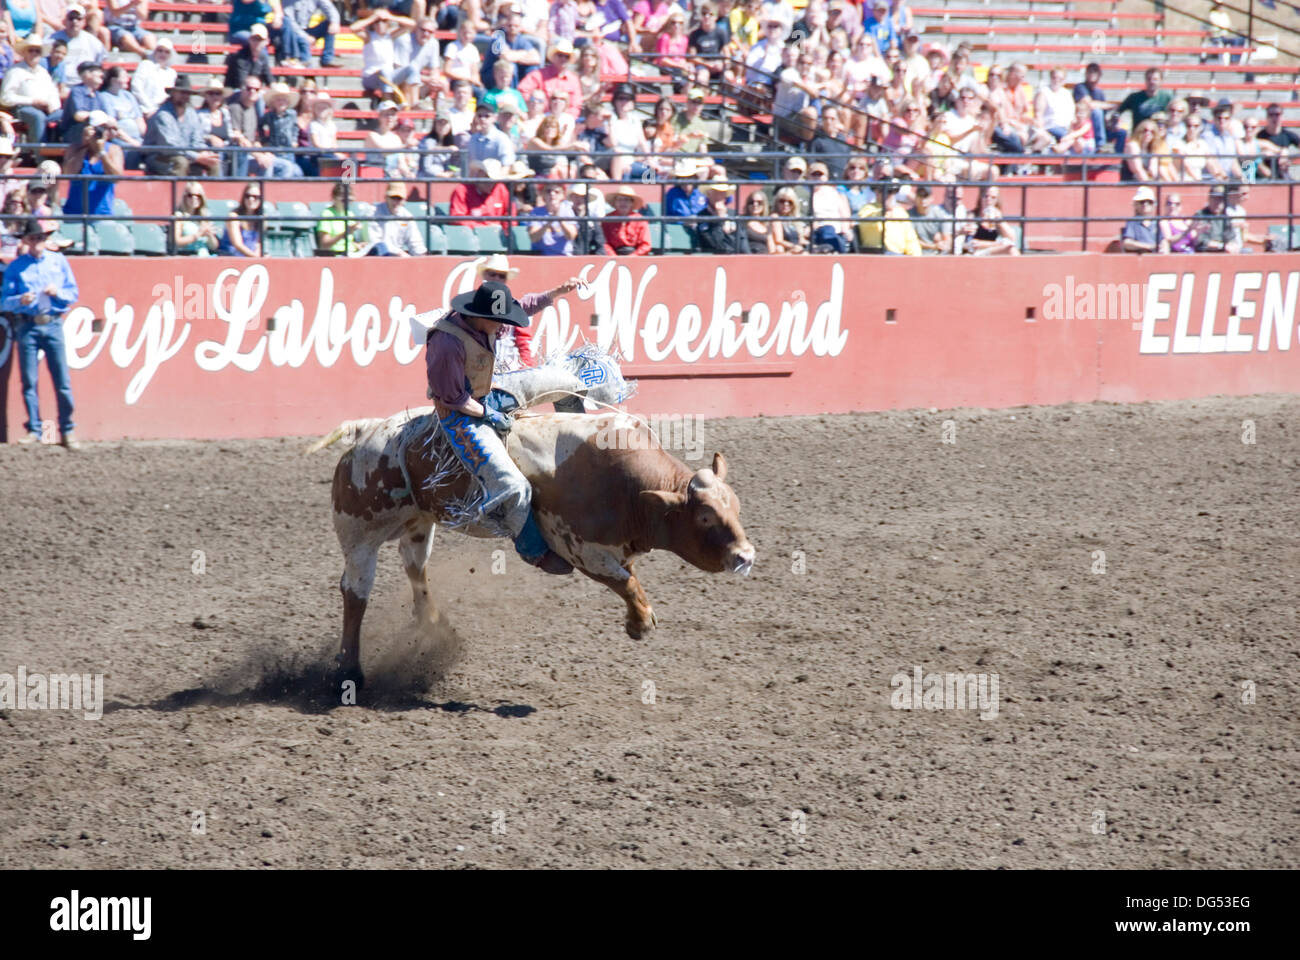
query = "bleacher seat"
xmin=130 ymin=223 xmax=168 ymax=255
xmin=474 ymin=226 xmax=506 ymax=253
xmin=647 ymin=222 xmax=663 ymax=252
xmin=443 ymin=225 xmax=479 ymax=254
xmin=94 ymin=221 xmax=135 ymax=255
xmin=426 ymin=224 xmax=447 ymax=254
xmin=112 ymin=197 xmax=132 ymax=219
xmin=664 ymin=223 xmax=694 ymax=253
xmin=509 ymin=225 xmax=532 ymax=253
xmin=57 ymin=221 xmax=99 ymax=255
xmin=275 ymin=200 xmax=312 ymax=234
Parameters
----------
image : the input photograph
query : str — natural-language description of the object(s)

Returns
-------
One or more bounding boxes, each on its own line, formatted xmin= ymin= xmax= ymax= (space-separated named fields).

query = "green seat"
xmin=112 ymin=197 xmax=133 ymax=218
xmin=405 ymin=200 xmax=427 ymax=219
xmin=426 ymin=223 xmax=447 ymax=254
xmin=276 ymin=200 xmax=312 ymax=233
xmin=206 ymin=198 xmax=234 ymax=221
xmin=647 ymin=222 xmax=663 ymax=252
xmin=57 ymin=220 xmax=99 ymax=255
xmin=1267 ymin=224 xmax=1298 ymax=251
xmin=130 ymin=222 xmax=168 ymax=255
xmin=474 ymin=225 xmax=506 ymax=253
xmin=664 ymin=222 xmax=694 ymax=252
xmin=264 ymin=229 xmax=296 ymax=257
xmin=640 ymin=202 xmax=661 ymax=218
xmin=443 ymin=224 xmax=479 ymax=254
xmin=308 ymin=200 xmax=330 ymax=219
xmin=292 ymin=233 xmax=316 ymax=258
xmin=93 ymin=220 xmax=134 ymax=255
xmin=509 ymin=225 xmax=532 ymax=253
xmin=432 ymin=201 xmax=450 ymax=220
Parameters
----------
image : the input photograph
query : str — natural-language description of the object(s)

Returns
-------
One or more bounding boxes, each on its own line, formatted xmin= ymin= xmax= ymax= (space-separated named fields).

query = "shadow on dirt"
xmin=104 ymin=602 xmax=536 ymax=718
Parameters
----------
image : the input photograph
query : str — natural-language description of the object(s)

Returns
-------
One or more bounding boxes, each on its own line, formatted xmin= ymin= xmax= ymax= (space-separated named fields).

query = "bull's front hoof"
xmin=625 ymin=610 xmax=656 ymax=640
xmin=332 ymin=658 xmax=366 ymax=701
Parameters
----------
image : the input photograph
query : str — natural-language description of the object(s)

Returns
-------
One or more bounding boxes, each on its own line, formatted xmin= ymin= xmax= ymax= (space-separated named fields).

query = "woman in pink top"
xmin=632 ymin=0 xmax=673 ymax=33
xmin=656 ymin=9 xmax=690 ymax=76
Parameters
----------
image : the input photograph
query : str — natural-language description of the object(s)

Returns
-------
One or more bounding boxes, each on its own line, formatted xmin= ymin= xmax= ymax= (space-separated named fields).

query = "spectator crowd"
xmin=0 ymin=0 xmax=1294 ymax=257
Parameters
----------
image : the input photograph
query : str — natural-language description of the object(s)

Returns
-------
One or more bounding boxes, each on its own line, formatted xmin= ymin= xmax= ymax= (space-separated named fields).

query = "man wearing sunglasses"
xmin=1256 ymin=107 xmax=1298 ymax=180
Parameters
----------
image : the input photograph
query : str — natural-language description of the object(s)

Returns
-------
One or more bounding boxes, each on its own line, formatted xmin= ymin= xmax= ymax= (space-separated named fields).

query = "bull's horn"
xmin=688 ymin=468 xmax=716 ymax=496
xmin=712 ymin=452 xmax=728 ymax=482
xmin=304 ymin=424 xmax=347 ymax=455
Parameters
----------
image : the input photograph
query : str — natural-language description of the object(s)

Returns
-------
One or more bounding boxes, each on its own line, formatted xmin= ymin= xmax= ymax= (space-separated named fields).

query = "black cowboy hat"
xmin=22 ymin=217 xmax=53 ymax=238
xmin=166 ymin=75 xmax=198 ymax=95
xmin=451 ymin=280 xmax=529 ymax=327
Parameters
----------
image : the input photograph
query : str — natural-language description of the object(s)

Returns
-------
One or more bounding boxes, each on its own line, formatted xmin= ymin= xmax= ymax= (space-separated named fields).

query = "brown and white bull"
xmin=317 ymin=409 xmax=756 ymax=691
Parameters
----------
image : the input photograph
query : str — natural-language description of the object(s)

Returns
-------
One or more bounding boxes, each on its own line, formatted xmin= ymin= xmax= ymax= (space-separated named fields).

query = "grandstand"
xmin=0 ymin=0 xmax=1296 ymax=257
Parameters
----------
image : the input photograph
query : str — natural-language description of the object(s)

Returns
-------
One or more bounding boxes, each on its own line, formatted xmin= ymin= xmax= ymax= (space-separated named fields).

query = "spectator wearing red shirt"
xmin=602 ymin=184 xmax=652 ymax=255
xmin=517 ymin=38 xmax=584 ymax=117
xmin=450 ymin=158 xmax=517 ymax=228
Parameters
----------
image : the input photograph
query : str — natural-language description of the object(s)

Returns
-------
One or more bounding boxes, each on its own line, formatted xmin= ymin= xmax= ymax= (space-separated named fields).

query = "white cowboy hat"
xmin=267 ymin=81 xmax=299 ymax=107
xmin=475 ymin=254 xmax=521 ymax=280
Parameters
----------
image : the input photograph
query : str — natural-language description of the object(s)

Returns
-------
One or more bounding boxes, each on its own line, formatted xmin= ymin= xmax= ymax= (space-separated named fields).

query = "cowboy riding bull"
xmin=313 ymin=272 xmax=756 ymax=691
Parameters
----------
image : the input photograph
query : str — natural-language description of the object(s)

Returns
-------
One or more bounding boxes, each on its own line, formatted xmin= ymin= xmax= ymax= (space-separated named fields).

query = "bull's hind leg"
xmin=399 ymin=521 xmax=437 ymax=625
xmin=582 ymin=565 xmax=656 ymax=639
xmin=336 ymin=540 xmax=380 ymax=694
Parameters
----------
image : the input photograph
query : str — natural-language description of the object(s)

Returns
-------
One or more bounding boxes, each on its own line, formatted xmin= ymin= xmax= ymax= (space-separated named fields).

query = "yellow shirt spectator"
xmin=857 ymin=201 xmax=923 ymax=256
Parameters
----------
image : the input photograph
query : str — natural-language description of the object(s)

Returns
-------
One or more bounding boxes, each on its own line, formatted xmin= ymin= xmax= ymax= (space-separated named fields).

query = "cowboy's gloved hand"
xmin=482 ymin=407 xmax=513 ymax=437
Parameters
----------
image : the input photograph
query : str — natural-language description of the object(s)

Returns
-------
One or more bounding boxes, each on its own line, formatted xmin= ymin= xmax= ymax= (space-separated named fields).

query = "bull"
xmin=314 ymin=406 xmax=756 ymax=692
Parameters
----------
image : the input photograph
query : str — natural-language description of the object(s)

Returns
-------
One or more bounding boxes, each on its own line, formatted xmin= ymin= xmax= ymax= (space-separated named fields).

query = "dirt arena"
xmin=1 ymin=394 xmax=1297 ymax=869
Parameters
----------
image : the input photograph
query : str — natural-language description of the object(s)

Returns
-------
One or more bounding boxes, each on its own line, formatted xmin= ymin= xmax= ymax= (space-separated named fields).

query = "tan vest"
xmin=431 ymin=314 xmax=495 ymax=403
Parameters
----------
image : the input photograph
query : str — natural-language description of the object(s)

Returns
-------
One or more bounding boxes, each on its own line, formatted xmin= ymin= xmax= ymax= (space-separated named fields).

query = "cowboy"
xmin=425 ymin=277 xmax=579 ymax=574
xmin=3 ymin=219 xmax=81 ymax=448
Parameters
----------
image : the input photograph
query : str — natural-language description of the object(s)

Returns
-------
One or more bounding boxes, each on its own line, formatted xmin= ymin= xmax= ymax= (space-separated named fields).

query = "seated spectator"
xmin=420 ymin=110 xmax=458 ymax=177
xmin=665 ymin=157 xmax=707 ymax=221
xmin=365 ymin=98 xmax=403 ymax=164
xmin=480 ymin=9 xmax=542 ymax=90
xmin=1165 ymin=98 xmax=1191 ymax=143
xmin=1178 ymin=113 xmax=1210 ymax=181
xmin=602 ymin=184 xmax=651 ymax=255
xmin=863 ymin=0 xmax=898 ymax=56
xmin=443 ymin=79 xmax=476 ymax=136
xmin=1225 ymin=182 xmax=1266 ymax=250
xmin=1117 ymin=68 xmax=1171 ymax=132
xmin=450 ymin=157 xmax=516 ymax=228
xmin=730 ymin=0 xmax=763 ymax=49
xmin=173 ymin=180 xmax=220 ymax=255
xmin=44 ymin=38 xmax=72 ymax=90
xmin=1236 ymin=114 xmax=1268 ymax=181
xmin=1052 ymin=98 xmax=1097 ymax=157
xmin=253 ymin=81 xmax=303 ymax=178
xmin=1201 ymin=101 xmax=1243 ymax=181
xmin=104 ymin=0 xmax=155 ymax=56
xmin=1193 ymin=184 xmax=1238 ymax=252
xmin=98 ymin=66 xmax=144 ymax=148
xmin=1257 ymin=106 xmax=1299 ymax=180
xmin=909 ymin=184 xmax=958 ymax=255
xmin=368 ymin=181 xmax=426 ymax=256
xmin=316 ymin=181 xmax=370 ymax=255
xmin=459 ymin=101 xmax=516 ymax=177
xmin=517 ymin=39 xmax=583 ymax=118
xmin=225 ymin=75 xmax=261 ymax=177
xmin=197 ymin=79 xmax=232 ymax=155
xmin=839 ymin=156 xmax=873 ymax=214
xmin=52 ymin=5 xmax=105 ymax=69
xmin=58 ymin=60 xmax=108 ymax=144
xmin=741 ymin=189 xmax=774 ymax=253
xmin=1034 ymin=68 xmax=1075 ymax=143
xmin=390 ymin=115 xmax=421 ymax=179
xmin=856 ymin=179 xmax=921 ymax=255
xmin=942 ymin=88 xmax=997 ymax=180
xmin=696 ymin=181 xmax=748 ymax=253
xmin=1123 ymin=119 xmax=1161 ymax=182
xmin=1 ymin=190 xmax=28 ymax=261
xmin=1120 ymin=186 xmax=1166 ymax=253
xmin=1073 ymin=62 xmax=1123 ymax=154
xmin=523 ymin=114 xmax=569 ymax=176
xmin=671 ymin=86 xmax=711 ymax=153
xmin=543 ymin=91 xmax=578 ymax=143
xmin=394 ymin=18 xmax=441 ymax=104
xmin=218 ymin=183 xmax=264 ymax=257
xmin=771 ymin=186 xmax=808 ymax=253
xmin=355 ymin=7 xmax=415 ymax=99
xmin=143 ymin=76 xmax=221 ymax=176
xmin=567 ymin=181 xmax=608 ymax=254
xmin=966 ymin=184 xmax=1018 ymax=256
xmin=1 ymin=36 xmax=59 ymax=146
xmin=807 ymin=160 xmax=852 ymax=253
xmin=632 ymin=0 xmax=673 ymax=33
xmin=809 ymin=107 xmax=853 ymax=179
xmin=442 ymin=15 xmax=481 ymax=90
xmin=283 ymin=0 xmax=341 ymax=69
xmin=223 ymin=25 xmax=272 ymax=95
xmin=745 ymin=17 xmax=787 ymax=87
xmin=657 ymin=8 xmax=690 ymax=80
xmin=5 ymin=0 xmax=40 ymax=39
xmin=483 ymin=59 xmax=527 ymax=117
xmin=227 ymin=0 xmax=297 ymax=66
xmin=62 ymin=111 xmax=122 ymax=219
xmin=528 ymin=180 xmax=577 ymax=256
xmin=576 ymin=43 xmax=605 ymax=103
xmin=1159 ymin=193 xmax=1198 ymax=254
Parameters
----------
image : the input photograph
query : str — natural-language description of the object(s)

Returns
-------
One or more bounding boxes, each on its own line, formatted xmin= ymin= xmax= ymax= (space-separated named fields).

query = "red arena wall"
xmin=2 ymin=254 xmax=1299 ymax=441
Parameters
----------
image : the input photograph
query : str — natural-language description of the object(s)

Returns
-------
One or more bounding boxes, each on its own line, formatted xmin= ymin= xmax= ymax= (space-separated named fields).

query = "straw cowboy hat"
xmin=611 ymin=184 xmax=642 ymax=202
xmin=474 ymin=254 xmax=521 ymax=280
xmin=267 ymin=82 xmax=300 ymax=108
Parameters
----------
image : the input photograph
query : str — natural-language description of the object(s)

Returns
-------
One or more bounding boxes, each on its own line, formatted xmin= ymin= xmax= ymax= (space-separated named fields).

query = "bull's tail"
xmin=303 ymin=418 xmax=388 ymax=456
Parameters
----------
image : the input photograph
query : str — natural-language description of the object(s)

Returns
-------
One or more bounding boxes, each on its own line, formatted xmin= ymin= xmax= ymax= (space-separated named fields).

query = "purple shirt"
xmin=425 ymin=291 xmax=552 ymax=407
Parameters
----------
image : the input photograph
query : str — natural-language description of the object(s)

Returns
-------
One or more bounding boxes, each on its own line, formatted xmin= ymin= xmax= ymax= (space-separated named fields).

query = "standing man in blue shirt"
xmin=3 ymin=219 xmax=81 ymax=448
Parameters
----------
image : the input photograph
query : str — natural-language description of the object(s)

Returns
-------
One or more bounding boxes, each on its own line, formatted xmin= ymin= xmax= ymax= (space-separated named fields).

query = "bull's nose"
xmin=731 ymin=543 xmax=756 ymax=576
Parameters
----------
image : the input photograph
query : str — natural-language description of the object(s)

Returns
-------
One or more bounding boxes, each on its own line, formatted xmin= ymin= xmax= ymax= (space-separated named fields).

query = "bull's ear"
xmin=640 ymin=490 xmax=687 ymax=515
xmin=712 ymin=452 xmax=728 ymax=483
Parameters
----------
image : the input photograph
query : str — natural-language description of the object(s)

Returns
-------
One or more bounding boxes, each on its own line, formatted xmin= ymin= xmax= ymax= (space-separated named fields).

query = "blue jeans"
xmin=812 ymin=226 xmax=849 ymax=253
xmin=304 ymin=20 xmax=337 ymax=64
xmin=13 ymin=104 xmax=48 ymax=145
xmin=253 ymin=153 xmax=302 ymax=177
xmin=15 ymin=317 xmax=75 ymax=435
